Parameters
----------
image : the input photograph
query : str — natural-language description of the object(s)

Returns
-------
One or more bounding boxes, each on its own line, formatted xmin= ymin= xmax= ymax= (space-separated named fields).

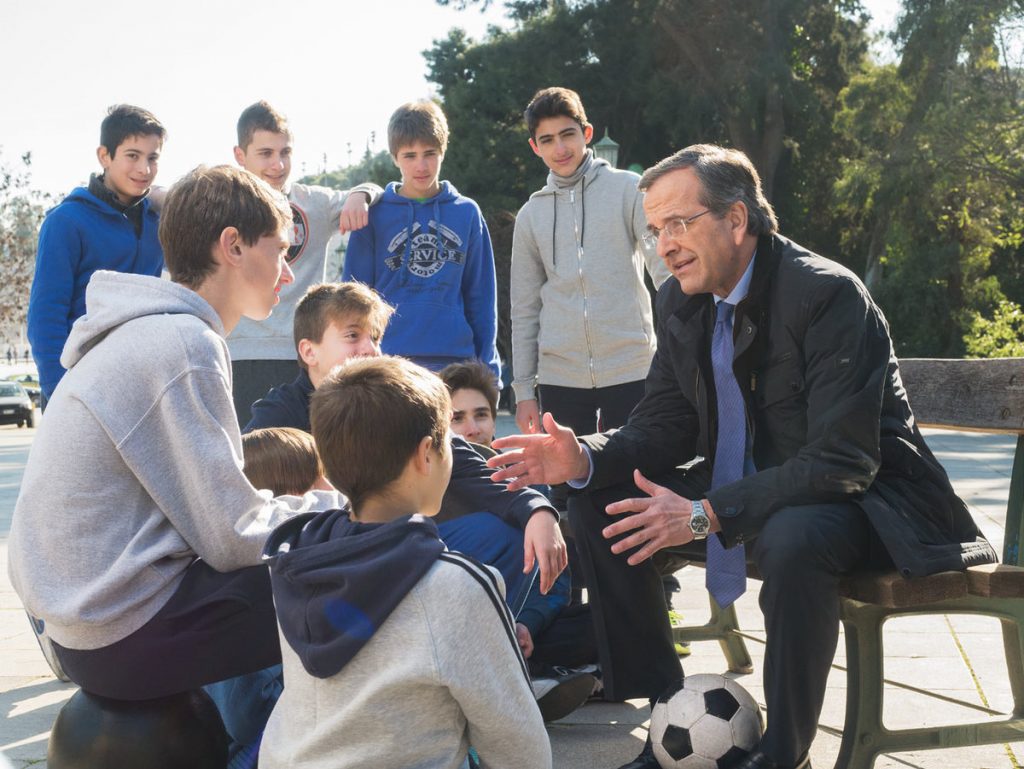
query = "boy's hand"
xmin=523 ymin=509 xmax=567 ymax=594
xmin=515 ymin=399 xmax=541 ymax=434
xmin=515 ymin=623 xmax=534 ymax=659
xmin=339 ymin=191 xmax=371 ymax=234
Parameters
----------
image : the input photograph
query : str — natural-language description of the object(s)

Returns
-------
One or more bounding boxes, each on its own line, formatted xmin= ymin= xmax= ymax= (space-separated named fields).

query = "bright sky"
xmin=1 ymin=0 xmax=903 ymax=198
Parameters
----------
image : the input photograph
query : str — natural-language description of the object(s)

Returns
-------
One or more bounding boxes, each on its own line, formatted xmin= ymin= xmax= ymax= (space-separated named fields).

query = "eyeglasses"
xmin=641 ymin=210 xmax=711 ymax=249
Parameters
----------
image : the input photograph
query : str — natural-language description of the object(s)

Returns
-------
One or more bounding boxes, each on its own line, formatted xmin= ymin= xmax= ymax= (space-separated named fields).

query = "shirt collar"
xmin=714 ymin=250 xmax=757 ymax=306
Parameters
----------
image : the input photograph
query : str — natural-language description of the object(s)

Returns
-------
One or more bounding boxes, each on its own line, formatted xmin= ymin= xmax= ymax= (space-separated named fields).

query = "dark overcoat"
xmin=582 ymin=234 xmax=996 ymax=577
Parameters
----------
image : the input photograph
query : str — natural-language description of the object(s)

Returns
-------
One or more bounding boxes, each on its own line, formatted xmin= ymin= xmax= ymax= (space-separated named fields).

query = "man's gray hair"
xmin=638 ymin=144 xmax=778 ymax=236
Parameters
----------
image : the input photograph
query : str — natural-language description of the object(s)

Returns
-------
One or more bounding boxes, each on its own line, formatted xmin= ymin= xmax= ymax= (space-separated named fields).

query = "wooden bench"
xmin=671 ymin=357 xmax=1024 ymax=768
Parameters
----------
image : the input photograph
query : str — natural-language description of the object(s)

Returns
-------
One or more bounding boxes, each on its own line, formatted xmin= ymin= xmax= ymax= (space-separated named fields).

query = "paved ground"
xmin=0 ymin=394 xmax=1021 ymax=767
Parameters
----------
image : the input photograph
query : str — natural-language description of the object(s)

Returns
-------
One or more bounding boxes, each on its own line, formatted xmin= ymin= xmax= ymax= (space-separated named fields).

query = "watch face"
xmin=690 ymin=512 xmax=711 ymax=536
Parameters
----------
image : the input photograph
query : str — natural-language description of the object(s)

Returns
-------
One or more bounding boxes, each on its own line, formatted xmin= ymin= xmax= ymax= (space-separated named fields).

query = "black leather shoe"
xmin=733 ymin=750 xmax=812 ymax=769
xmin=616 ymin=736 xmax=660 ymax=769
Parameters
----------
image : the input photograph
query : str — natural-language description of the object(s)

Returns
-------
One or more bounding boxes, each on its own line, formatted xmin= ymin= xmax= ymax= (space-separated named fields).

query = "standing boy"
xmin=231 ymin=100 xmax=383 ymax=425
xmin=9 ymin=165 xmax=334 ymax=702
xmin=27 ymin=104 xmax=165 ymax=404
xmin=343 ymin=100 xmax=500 ymax=379
xmin=511 ymin=87 xmax=668 ymax=439
xmin=260 ymin=356 xmax=551 ymax=769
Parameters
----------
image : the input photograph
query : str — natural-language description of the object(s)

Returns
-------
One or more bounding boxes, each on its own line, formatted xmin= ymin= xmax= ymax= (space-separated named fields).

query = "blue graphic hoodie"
xmin=27 ymin=184 xmax=162 ymax=399
xmin=343 ymin=181 xmax=500 ymax=379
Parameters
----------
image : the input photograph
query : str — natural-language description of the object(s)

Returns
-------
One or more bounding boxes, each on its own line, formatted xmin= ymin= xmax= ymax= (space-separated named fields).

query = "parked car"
xmin=0 ymin=382 xmax=34 ymax=428
xmin=4 ymin=373 xmax=41 ymax=406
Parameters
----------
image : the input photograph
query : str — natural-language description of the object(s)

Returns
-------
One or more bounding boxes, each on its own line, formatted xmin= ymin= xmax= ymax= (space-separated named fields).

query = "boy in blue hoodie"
xmin=27 ymin=104 xmax=166 ymax=404
xmin=343 ymin=101 xmax=500 ymax=380
xmin=261 ymin=356 xmax=550 ymax=769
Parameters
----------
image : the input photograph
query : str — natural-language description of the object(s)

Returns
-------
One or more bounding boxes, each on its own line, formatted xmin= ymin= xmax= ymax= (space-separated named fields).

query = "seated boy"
xmin=246 ymin=282 xmax=563 ymax=603
xmin=8 ymin=165 xmax=334 ymax=702
xmin=230 ymin=100 xmax=383 ymax=425
xmin=27 ymin=104 xmax=166 ymax=404
xmin=243 ymin=426 xmax=334 ymax=497
xmin=261 ymin=356 xmax=551 ymax=769
xmin=248 ymin=283 xmax=594 ymax=720
xmin=440 ymin=358 xmax=501 ymax=449
xmin=343 ymin=100 xmax=500 ymax=379
xmin=440 ymin=360 xmax=598 ymax=675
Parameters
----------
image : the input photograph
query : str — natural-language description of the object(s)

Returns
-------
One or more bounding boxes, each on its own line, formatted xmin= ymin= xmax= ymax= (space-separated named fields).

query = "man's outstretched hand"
xmin=488 ymin=413 xmax=589 ymax=492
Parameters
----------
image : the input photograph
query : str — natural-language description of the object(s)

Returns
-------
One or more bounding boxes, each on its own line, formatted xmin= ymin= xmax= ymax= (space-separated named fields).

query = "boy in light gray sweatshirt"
xmin=511 ymin=87 xmax=669 ymax=443
xmin=261 ymin=356 xmax=551 ymax=769
xmin=8 ymin=165 xmax=333 ymax=701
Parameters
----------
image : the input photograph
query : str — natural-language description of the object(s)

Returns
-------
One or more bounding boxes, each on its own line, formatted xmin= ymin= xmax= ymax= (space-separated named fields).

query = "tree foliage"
xmin=0 ymin=151 xmax=51 ymax=343
xmin=831 ymin=0 xmax=1024 ymax=355
xmin=311 ymin=0 xmax=1024 ymax=359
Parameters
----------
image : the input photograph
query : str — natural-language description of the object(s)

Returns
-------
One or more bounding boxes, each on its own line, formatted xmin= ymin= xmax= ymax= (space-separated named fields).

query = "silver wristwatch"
xmin=688 ymin=499 xmax=711 ymax=540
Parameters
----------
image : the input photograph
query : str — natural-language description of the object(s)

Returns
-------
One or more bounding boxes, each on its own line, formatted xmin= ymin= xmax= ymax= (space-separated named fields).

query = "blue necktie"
xmin=705 ymin=301 xmax=748 ymax=607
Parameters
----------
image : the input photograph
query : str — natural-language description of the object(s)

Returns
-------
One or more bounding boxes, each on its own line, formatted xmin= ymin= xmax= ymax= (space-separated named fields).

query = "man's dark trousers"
xmin=569 ymin=474 xmax=893 ymax=766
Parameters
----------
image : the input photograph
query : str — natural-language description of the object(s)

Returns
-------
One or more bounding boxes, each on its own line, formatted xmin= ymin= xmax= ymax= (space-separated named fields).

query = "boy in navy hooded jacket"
xmin=27 ymin=104 xmax=165 ymax=403
xmin=261 ymin=356 xmax=549 ymax=769
xmin=343 ymin=101 xmax=500 ymax=381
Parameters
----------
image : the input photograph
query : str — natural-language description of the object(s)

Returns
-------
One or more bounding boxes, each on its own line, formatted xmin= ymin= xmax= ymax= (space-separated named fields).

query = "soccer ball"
xmin=649 ymin=674 xmax=764 ymax=769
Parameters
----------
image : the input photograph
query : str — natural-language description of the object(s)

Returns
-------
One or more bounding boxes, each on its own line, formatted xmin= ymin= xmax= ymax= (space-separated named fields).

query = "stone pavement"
xmin=0 ymin=407 xmax=1021 ymax=767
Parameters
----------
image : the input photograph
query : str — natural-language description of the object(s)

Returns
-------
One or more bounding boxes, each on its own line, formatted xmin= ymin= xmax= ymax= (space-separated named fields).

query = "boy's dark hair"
xmin=387 ymin=101 xmax=449 ymax=157
xmin=438 ymin=359 xmax=498 ymax=418
xmin=100 ymin=104 xmax=165 ymax=157
xmin=160 ymin=165 xmax=292 ymax=289
xmin=237 ymin=101 xmax=292 ymax=151
xmin=523 ymin=87 xmax=589 ymax=140
xmin=243 ymin=427 xmax=325 ymax=496
xmin=293 ymin=282 xmax=394 ymax=370
xmin=311 ymin=356 xmax=450 ymax=511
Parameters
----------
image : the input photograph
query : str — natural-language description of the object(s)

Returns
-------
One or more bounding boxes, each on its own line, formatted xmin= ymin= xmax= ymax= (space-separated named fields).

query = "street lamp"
xmin=593 ymin=128 xmax=620 ymax=168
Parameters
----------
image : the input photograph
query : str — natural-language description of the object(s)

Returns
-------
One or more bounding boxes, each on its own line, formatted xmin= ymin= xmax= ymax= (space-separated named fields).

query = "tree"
xmin=831 ymin=0 xmax=1024 ymax=355
xmin=0 ymin=151 xmax=51 ymax=344
xmin=299 ymin=148 xmax=396 ymax=190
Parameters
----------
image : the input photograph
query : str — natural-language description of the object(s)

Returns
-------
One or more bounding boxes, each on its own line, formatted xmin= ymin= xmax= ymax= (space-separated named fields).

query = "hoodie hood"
xmin=264 ymin=509 xmax=445 ymax=679
xmin=61 ymin=271 xmax=224 ymax=370
xmin=380 ymin=179 xmax=459 ymax=206
xmin=539 ymin=150 xmax=609 ymax=195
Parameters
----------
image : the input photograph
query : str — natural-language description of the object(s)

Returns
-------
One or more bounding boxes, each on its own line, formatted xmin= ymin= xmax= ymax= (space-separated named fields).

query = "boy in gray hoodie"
xmin=8 ymin=165 xmax=334 ymax=701
xmin=510 ymin=88 xmax=671 ymax=603
xmin=510 ymin=87 xmax=669 ymax=443
xmin=261 ymin=356 xmax=551 ymax=769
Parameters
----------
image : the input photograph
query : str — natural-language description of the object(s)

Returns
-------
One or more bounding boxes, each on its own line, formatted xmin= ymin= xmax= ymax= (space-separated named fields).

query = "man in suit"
xmin=488 ymin=144 xmax=995 ymax=769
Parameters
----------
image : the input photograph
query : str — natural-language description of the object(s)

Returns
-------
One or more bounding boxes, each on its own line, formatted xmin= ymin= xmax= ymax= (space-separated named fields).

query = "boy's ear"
xmin=391 ymin=153 xmax=400 ymax=170
xmin=297 ymin=338 xmax=317 ymax=369
xmin=412 ymin=435 xmax=435 ymax=476
xmin=96 ymin=145 xmax=112 ymax=169
xmin=528 ymin=138 xmax=541 ymax=157
xmin=217 ymin=227 xmax=244 ymax=267
xmin=583 ymin=123 xmax=594 ymax=144
xmin=233 ymin=146 xmax=246 ymax=167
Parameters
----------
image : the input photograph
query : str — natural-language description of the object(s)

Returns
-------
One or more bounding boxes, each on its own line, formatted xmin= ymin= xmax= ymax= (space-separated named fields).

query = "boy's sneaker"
xmin=26 ymin=613 xmax=71 ymax=682
xmin=531 ymin=667 xmax=597 ymax=722
xmin=668 ymin=610 xmax=692 ymax=657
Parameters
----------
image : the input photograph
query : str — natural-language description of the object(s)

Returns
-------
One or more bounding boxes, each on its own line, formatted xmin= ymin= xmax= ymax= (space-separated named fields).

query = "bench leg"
xmin=671 ymin=594 xmax=754 ymax=674
xmin=836 ymin=598 xmax=886 ymax=769
xmin=1003 ymin=614 xmax=1024 ymax=719
xmin=836 ymin=595 xmax=1024 ymax=769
